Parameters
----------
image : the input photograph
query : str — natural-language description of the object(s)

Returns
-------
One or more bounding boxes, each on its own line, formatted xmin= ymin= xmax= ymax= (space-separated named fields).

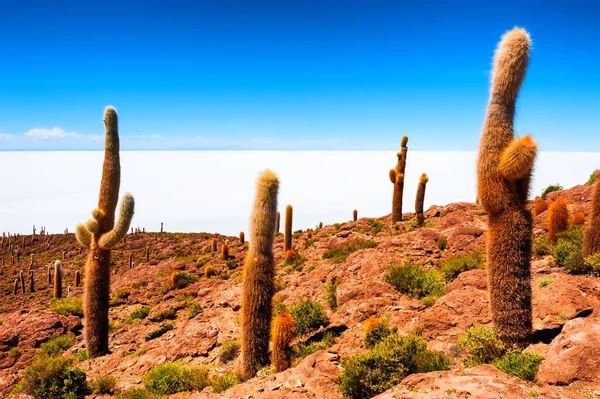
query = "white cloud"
xmin=24 ymin=127 xmax=82 ymax=140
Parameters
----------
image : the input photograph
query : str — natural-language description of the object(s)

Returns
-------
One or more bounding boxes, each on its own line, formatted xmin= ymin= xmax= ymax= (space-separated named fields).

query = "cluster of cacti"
xmin=271 ymin=312 xmax=296 ymax=372
xmin=476 ymin=28 xmax=536 ymax=347
xmin=284 ymin=204 xmax=293 ymax=252
xmin=241 ymin=170 xmax=279 ymax=379
xmin=415 ymin=173 xmax=429 ymax=227
xmin=547 ymin=198 xmax=569 ymax=243
xmin=75 ymin=107 xmax=135 ymax=358
xmin=583 ymin=172 xmax=600 ymax=259
xmin=389 ymin=136 xmax=408 ymax=223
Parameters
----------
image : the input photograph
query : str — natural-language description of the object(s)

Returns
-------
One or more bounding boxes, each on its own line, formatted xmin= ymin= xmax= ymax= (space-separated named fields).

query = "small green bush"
xmin=210 ymin=371 xmax=240 ymax=393
xmin=493 ymin=349 xmax=543 ymax=382
xmin=188 ymin=302 xmax=203 ymax=319
xmin=323 ymin=239 xmax=377 ymax=264
xmin=588 ymin=170 xmax=599 ymax=185
xmin=551 ymin=226 xmax=585 ymax=274
xmin=583 ymin=252 xmax=600 ymax=275
xmin=49 ymin=297 xmax=83 ymax=317
xmin=91 ymin=374 xmax=118 ymax=394
xmin=338 ymin=334 xmax=448 ymax=399
xmin=437 ymin=237 xmax=448 ymax=251
xmin=40 ymin=334 xmax=76 ymax=357
xmin=384 ymin=262 xmax=445 ymax=306
xmin=143 ymin=362 xmax=210 ymax=395
xmin=125 ymin=306 xmax=151 ymax=324
xmin=539 ymin=278 xmax=553 ymax=287
xmin=440 ymin=250 xmax=486 ymax=281
xmin=364 ymin=320 xmax=394 ymax=349
xmin=149 ymin=308 xmax=177 ymax=322
xmin=219 ymin=340 xmax=240 ymax=363
xmin=293 ymin=332 xmax=338 ymax=360
xmin=114 ymin=288 xmax=131 ymax=300
xmin=533 ymin=236 xmax=551 ymax=256
xmin=281 ymin=251 xmax=306 ymax=271
xmin=115 ymin=388 xmax=159 ymax=399
xmin=172 ymin=272 xmax=199 ymax=289
xmin=12 ymin=355 xmax=89 ymax=399
xmin=290 ymin=299 xmax=329 ymax=335
xmin=145 ymin=323 xmax=174 ymax=341
xmin=8 ymin=347 xmax=22 ymax=359
xmin=541 ymin=184 xmax=563 ymax=200
xmin=458 ymin=326 xmax=506 ymax=367
xmin=324 ymin=277 xmax=341 ymax=309
xmin=366 ymin=218 xmax=384 ymax=236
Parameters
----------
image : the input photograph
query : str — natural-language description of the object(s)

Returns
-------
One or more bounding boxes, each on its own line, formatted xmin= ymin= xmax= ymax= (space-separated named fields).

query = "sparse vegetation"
xmin=440 ymin=250 xmax=486 ymax=281
xmin=145 ymin=323 xmax=174 ymax=341
xmin=91 ymin=374 xmax=118 ymax=394
xmin=322 ymin=239 xmax=377 ymax=264
xmin=363 ymin=317 xmax=395 ymax=349
xmin=384 ymin=261 xmax=445 ymax=306
xmin=40 ymin=334 xmax=76 ymax=357
xmin=290 ymin=299 xmax=328 ymax=335
xmin=541 ymin=184 xmax=563 ymax=200
xmin=49 ymin=297 xmax=83 ymax=317
xmin=493 ymin=348 xmax=543 ymax=382
xmin=143 ymin=362 xmax=210 ymax=395
xmin=219 ymin=340 xmax=241 ymax=363
xmin=210 ymin=371 xmax=240 ymax=393
xmin=324 ymin=277 xmax=341 ymax=309
xmin=149 ymin=308 xmax=177 ymax=322
xmin=458 ymin=326 xmax=506 ymax=367
xmin=588 ymin=170 xmax=599 ymax=185
xmin=125 ymin=306 xmax=151 ymax=324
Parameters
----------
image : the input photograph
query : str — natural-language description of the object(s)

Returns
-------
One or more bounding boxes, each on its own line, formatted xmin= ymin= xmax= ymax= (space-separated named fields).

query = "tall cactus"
xmin=415 ymin=173 xmax=429 ymax=227
xmin=54 ymin=260 xmax=62 ymax=299
xmin=476 ymin=28 xmax=536 ymax=347
xmin=583 ymin=171 xmax=600 ymax=258
xmin=284 ymin=204 xmax=293 ymax=252
xmin=241 ymin=170 xmax=279 ymax=379
xmin=389 ymin=136 xmax=408 ymax=223
xmin=75 ymin=106 xmax=135 ymax=357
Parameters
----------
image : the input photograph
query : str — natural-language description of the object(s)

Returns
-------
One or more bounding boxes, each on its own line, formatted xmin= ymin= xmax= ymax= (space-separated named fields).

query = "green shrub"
xmin=539 ymin=278 xmax=553 ymax=287
xmin=324 ymin=277 xmax=341 ymax=309
xmin=188 ymin=302 xmax=203 ymax=319
xmin=364 ymin=320 xmax=394 ymax=349
xmin=50 ymin=297 xmax=83 ymax=317
xmin=125 ymin=306 xmax=151 ymax=324
xmin=281 ymin=251 xmax=306 ymax=271
xmin=172 ymin=272 xmax=199 ymax=289
xmin=196 ymin=257 xmax=210 ymax=268
xmin=73 ymin=349 xmax=88 ymax=362
xmin=40 ymin=334 xmax=76 ymax=357
xmin=210 ymin=371 xmax=240 ymax=393
xmin=293 ymin=332 xmax=339 ymax=360
xmin=366 ymin=219 xmax=384 ymax=236
xmin=338 ymin=334 xmax=448 ymax=399
xmin=149 ymin=308 xmax=177 ymax=322
xmin=91 ymin=374 xmax=117 ymax=394
xmin=551 ymin=226 xmax=585 ymax=274
xmin=115 ymin=388 xmax=159 ymax=399
xmin=8 ymin=347 xmax=22 ymax=359
xmin=583 ymin=252 xmax=600 ymax=275
xmin=219 ymin=340 xmax=240 ymax=363
xmin=458 ymin=326 xmax=506 ymax=367
xmin=290 ymin=299 xmax=329 ymax=335
xmin=440 ymin=250 xmax=486 ymax=281
xmin=114 ymin=288 xmax=131 ymax=300
xmin=493 ymin=349 xmax=543 ymax=381
xmin=533 ymin=236 xmax=551 ymax=256
xmin=541 ymin=184 xmax=563 ymax=200
xmin=588 ymin=170 xmax=599 ymax=185
xmin=384 ymin=262 xmax=446 ymax=306
xmin=12 ymin=355 xmax=89 ymax=399
xmin=437 ymin=237 xmax=448 ymax=251
xmin=143 ymin=362 xmax=210 ymax=395
xmin=145 ymin=323 xmax=174 ymax=341
xmin=323 ymin=239 xmax=377 ymax=264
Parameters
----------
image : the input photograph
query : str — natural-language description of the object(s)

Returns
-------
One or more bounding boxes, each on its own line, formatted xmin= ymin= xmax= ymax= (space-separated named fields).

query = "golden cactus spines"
xmin=415 ymin=173 xmax=429 ymax=227
xmin=284 ymin=204 xmax=293 ymax=252
xmin=583 ymin=171 xmax=600 ymax=258
xmin=54 ymin=260 xmax=62 ymax=299
xmin=547 ymin=198 xmax=569 ymax=243
xmin=221 ymin=242 xmax=229 ymax=260
xmin=211 ymin=237 xmax=217 ymax=252
xmin=476 ymin=28 xmax=536 ymax=347
xmin=241 ymin=169 xmax=279 ymax=379
xmin=390 ymin=136 xmax=408 ymax=224
xmin=271 ymin=312 xmax=296 ymax=372
xmin=77 ymin=106 xmax=136 ymax=358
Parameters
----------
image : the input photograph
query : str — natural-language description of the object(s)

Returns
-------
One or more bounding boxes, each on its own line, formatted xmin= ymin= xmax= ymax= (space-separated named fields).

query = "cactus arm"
xmin=98 ymin=194 xmax=135 ymax=250
xmin=75 ymin=224 xmax=92 ymax=248
xmin=86 ymin=219 xmax=100 ymax=234
xmin=389 ymin=169 xmax=396 ymax=183
xmin=498 ymin=136 xmax=537 ymax=181
xmin=98 ymin=106 xmax=121 ymax=230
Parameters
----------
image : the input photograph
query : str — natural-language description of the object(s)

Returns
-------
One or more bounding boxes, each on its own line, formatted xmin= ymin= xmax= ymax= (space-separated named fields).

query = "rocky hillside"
xmin=2 ymin=182 xmax=600 ymax=399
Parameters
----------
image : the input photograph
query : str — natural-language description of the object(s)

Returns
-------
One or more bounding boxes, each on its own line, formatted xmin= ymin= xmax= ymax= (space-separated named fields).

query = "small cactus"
xmin=146 ymin=247 xmax=150 ymax=262
xmin=29 ymin=271 xmax=35 ymax=292
xmin=276 ymin=212 xmax=281 ymax=234
xmin=75 ymin=270 xmax=81 ymax=287
xmin=547 ymin=198 xmax=569 ymax=243
xmin=54 ymin=260 xmax=62 ymax=299
xmin=284 ymin=205 xmax=293 ymax=252
xmin=221 ymin=242 xmax=229 ymax=260
xmin=47 ymin=266 xmax=52 ymax=284
xmin=128 ymin=253 xmax=133 ymax=269
xmin=239 ymin=231 xmax=245 ymax=245
xmin=319 ymin=222 xmax=323 ymax=229
xmin=307 ymin=230 xmax=313 ymax=239
xmin=389 ymin=136 xmax=408 ymax=224
xmin=533 ymin=196 xmax=548 ymax=216
xmin=160 ymin=222 xmax=163 ymax=233
xmin=13 ymin=279 xmax=18 ymax=295
xmin=212 ymin=237 xmax=217 ymax=252
xmin=353 ymin=209 xmax=358 ymax=222
xmin=19 ymin=271 xmax=25 ymax=294
xmin=415 ymin=173 xmax=429 ymax=227
xmin=241 ymin=170 xmax=279 ymax=379
xmin=271 ymin=313 xmax=296 ymax=372
xmin=205 ymin=265 xmax=218 ymax=278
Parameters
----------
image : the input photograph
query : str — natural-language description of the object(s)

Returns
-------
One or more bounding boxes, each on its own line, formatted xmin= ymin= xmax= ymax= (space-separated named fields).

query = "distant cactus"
xmin=271 ymin=313 xmax=296 ymax=372
xmin=160 ymin=222 xmax=163 ymax=233
xmin=75 ymin=107 xmax=135 ymax=358
xmin=221 ymin=242 xmax=229 ymax=260
xmin=19 ymin=271 xmax=25 ymax=294
xmin=547 ymin=198 xmax=569 ymax=243
xmin=204 ymin=265 xmax=218 ymax=278
xmin=353 ymin=209 xmax=358 ymax=222
xmin=284 ymin=205 xmax=293 ymax=252
xmin=54 ymin=260 xmax=62 ymax=299
xmin=415 ymin=173 xmax=429 ymax=227
xmin=532 ymin=196 xmax=548 ymax=216
xmin=319 ymin=222 xmax=323 ymax=229
xmin=276 ymin=212 xmax=281 ymax=234
xmin=30 ymin=254 xmax=34 ymax=269
xmin=239 ymin=231 xmax=245 ymax=245
xmin=13 ymin=279 xmax=18 ymax=295
xmin=476 ymin=28 xmax=536 ymax=347
xmin=389 ymin=136 xmax=408 ymax=223
xmin=307 ymin=229 xmax=313 ymax=239
xmin=241 ymin=170 xmax=279 ymax=379
xmin=29 ymin=271 xmax=35 ymax=292
xmin=212 ymin=237 xmax=217 ymax=252
xmin=170 ymin=271 xmax=180 ymax=287
xmin=47 ymin=266 xmax=52 ymax=284
xmin=583 ymin=171 xmax=600 ymax=259
xmin=128 ymin=252 xmax=133 ymax=269
xmin=75 ymin=270 xmax=81 ymax=287
xmin=146 ymin=247 xmax=150 ymax=262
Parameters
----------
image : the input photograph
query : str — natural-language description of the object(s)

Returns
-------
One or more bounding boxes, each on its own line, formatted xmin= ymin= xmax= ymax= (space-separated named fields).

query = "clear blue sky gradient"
xmin=1 ymin=0 xmax=599 ymax=150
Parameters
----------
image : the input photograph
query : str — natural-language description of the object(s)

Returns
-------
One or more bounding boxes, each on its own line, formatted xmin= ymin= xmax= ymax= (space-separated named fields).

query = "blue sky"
xmin=0 ymin=0 xmax=598 ymax=151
